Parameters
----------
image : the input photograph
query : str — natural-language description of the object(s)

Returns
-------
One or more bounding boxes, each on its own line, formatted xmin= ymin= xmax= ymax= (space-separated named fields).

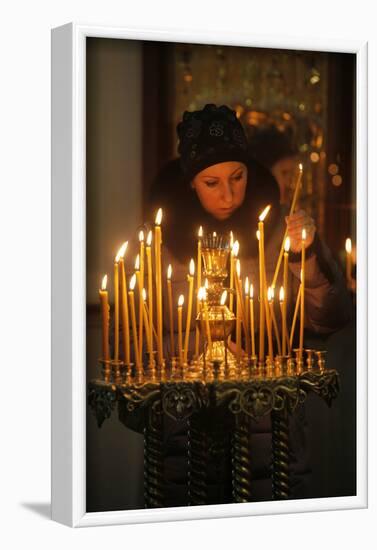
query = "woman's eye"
xmin=204 ymin=180 xmax=218 ymax=188
xmin=232 ymin=172 xmax=243 ymax=181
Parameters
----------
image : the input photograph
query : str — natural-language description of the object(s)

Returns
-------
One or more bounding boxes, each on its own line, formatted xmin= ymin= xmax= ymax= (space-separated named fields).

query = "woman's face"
xmin=191 ymin=161 xmax=248 ymax=220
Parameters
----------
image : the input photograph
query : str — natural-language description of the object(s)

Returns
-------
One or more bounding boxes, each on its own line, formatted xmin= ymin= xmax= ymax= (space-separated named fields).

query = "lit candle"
xmin=221 ymin=290 xmax=228 ymax=368
xmin=280 ymin=286 xmax=288 ymax=357
xmin=184 ymin=259 xmax=195 ymax=364
xmin=290 ymin=282 xmax=302 ymax=350
xmin=139 ymin=230 xmax=145 ymax=293
xmin=154 ymin=208 xmax=163 ymax=366
xmin=142 ymin=288 xmax=153 ymax=360
xmin=134 ymin=254 xmax=143 ymax=364
xmin=118 ymin=241 xmax=130 ymax=365
xmin=266 ymin=287 xmax=274 ymax=361
xmin=128 ymin=274 xmax=141 ymax=372
xmin=249 ymin=284 xmax=256 ymax=357
xmin=198 ymin=287 xmax=212 ymax=359
xmin=229 ymin=239 xmax=238 ymax=314
xmin=195 ymin=227 xmax=203 ymax=358
xmin=282 ymin=237 xmax=290 ymax=356
xmin=146 ymin=230 xmax=154 ymax=352
xmin=167 ymin=264 xmax=175 ymax=357
xmin=269 ymin=287 xmax=281 ymax=356
xmin=299 ymin=229 xmax=306 ymax=358
xmin=244 ymin=276 xmax=250 ymax=357
xmin=258 ymin=205 xmax=271 ymax=362
xmin=177 ymin=294 xmax=184 ymax=366
xmin=99 ymin=274 xmax=110 ymax=361
xmin=235 ymin=260 xmax=242 ymax=363
xmin=114 ymin=249 xmax=121 ymax=361
xmin=345 ymin=238 xmax=352 ymax=285
xmin=272 ymin=163 xmax=303 ymax=288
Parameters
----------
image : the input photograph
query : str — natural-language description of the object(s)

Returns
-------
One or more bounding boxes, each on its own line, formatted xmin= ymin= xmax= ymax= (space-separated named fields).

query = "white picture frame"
xmin=51 ymin=22 xmax=368 ymax=528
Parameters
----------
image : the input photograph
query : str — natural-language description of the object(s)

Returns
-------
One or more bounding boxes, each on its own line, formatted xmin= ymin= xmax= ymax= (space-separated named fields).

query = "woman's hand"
xmin=285 ymin=209 xmax=316 ymax=253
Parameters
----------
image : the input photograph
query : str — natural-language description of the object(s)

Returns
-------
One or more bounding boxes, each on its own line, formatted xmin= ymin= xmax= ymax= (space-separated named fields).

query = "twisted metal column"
xmin=144 ymin=405 xmax=164 ymax=508
xmin=231 ymin=414 xmax=252 ymax=503
xmin=188 ymin=413 xmax=207 ymax=506
xmin=271 ymin=409 xmax=290 ymax=499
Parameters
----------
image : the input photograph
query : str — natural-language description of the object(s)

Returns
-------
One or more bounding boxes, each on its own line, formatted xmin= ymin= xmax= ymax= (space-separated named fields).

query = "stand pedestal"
xmin=88 ymin=368 xmax=339 ymax=508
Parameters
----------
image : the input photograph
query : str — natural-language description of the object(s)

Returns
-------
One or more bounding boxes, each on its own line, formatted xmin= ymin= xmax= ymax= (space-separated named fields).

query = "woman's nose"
xmin=221 ymin=182 xmax=233 ymax=204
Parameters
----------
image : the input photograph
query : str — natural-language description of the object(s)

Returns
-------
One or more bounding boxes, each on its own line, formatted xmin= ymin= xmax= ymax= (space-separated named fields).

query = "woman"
xmin=147 ymin=104 xmax=352 ymax=506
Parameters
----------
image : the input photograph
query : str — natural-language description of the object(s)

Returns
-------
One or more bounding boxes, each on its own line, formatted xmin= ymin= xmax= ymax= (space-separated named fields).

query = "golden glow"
xmin=155 ymin=208 xmax=163 ymax=226
xmin=189 ymin=259 xmax=195 ymax=276
xmin=299 ymin=163 xmax=303 ymax=172
xmin=129 ymin=274 xmax=136 ymax=291
xmin=142 ymin=288 xmax=147 ymax=301
xmin=259 ymin=204 xmax=271 ymax=222
xmin=284 ymin=236 xmax=290 ymax=252
xmin=236 ymin=259 xmax=241 ymax=278
xmin=135 ymin=254 xmax=140 ymax=270
xmin=146 ymin=230 xmax=153 ymax=246
xmin=101 ymin=275 xmax=107 ymax=291
xmin=178 ymin=294 xmax=184 ymax=307
xmin=198 ymin=226 xmax=203 ymax=238
xmin=310 ymin=152 xmax=320 ymax=163
xmin=139 ymin=230 xmax=144 ymax=242
xmin=249 ymin=284 xmax=254 ymax=299
xmin=198 ymin=287 xmax=207 ymax=301
xmin=230 ymin=231 xmax=234 ymax=248
xmin=220 ymin=290 xmax=227 ymax=306
xmin=279 ymin=286 xmax=285 ymax=302
xmin=328 ymin=163 xmax=338 ymax=176
xmin=167 ymin=264 xmax=172 ymax=280
xmin=345 ymin=238 xmax=352 ymax=254
xmin=232 ymin=240 xmax=240 ymax=257
xmin=332 ymin=175 xmax=343 ymax=186
xmin=300 ymin=269 xmax=303 ymax=283
xmin=267 ymin=286 xmax=274 ymax=302
xmin=256 ymin=230 xmax=260 ymax=241
xmin=213 ymin=231 xmax=217 ymax=238
xmin=302 ymin=228 xmax=307 ymax=241
xmin=115 ymin=241 xmax=128 ymax=262
xmin=244 ymin=276 xmax=249 ymax=295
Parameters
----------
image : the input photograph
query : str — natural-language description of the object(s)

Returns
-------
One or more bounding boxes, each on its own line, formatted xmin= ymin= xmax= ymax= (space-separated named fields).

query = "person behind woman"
xmin=147 ymin=104 xmax=351 ymax=506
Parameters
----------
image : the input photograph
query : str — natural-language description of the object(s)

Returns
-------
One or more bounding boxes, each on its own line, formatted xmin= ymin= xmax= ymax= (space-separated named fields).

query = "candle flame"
xmin=142 ymin=288 xmax=147 ymax=301
xmin=189 ymin=259 xmax=195 ymax=276
xmin=115 ymin=241 xmax=128 ymax=261
xmin=279 ymin=286 xmax=285 ymax=302
xmin=345 ymin=238 xmax=352 ymax=254
xmin=267 ymin=286 xmax=274 ymax=302
xmin=129 ymin=274 xmax=136 ymax=291
xmin=230 ymin=231 xmax=234 ymax=248
xmin=299 ymin=163 xmax=303 ymax=172
xmin=236 ymin=259 xmax=241 ymax=277
xmin=155 ymin=208 xmax=163 ymax=226
xmin=256 ymin=230 xmax=260 ymax=241
xmin=198 ymin=287 xmax=205 ymax=301
xmin=139 ymin=230 xmax=144 ymax=242
xmin=167 ymin=264 xmax=172 ymax=280
xmin=232 ymin=240 xmax=240 ymax=257
xmin=198 ymin=226 xmax=203 ymax=238
xmin=135 ymin=254 xmax=140 ymax=270
xmin=213 ymin=231 xmax=217 ymax=237
xmin=146 ymin=230 xmax=153 ymax=246
xmin=249 ymin=284 xmax=254 ymax=299
xmin=284 ymin=236 xmax=290 ymax=252
xmin=302 ymin=228 xmax=307 ymax=241
xmin=259 ymin=204 xmax=271 ymax=222
xmin=300 ymin=268 xmax=303 ymax=283
xmin=178 ymin=294 xmax=184 ymax=307
xmin=101 ymin=275 xmax=107 ymax=290
xmin=244 ymin=276 xmax=249 ymax=295
xmin=220 ymin=290 xmax=227 ymax=306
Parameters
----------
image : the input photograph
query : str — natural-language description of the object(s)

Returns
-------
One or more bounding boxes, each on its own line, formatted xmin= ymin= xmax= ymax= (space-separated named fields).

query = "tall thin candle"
xmin=345 ymin=238 xmax=352 ymax=285
xmin=184 ymin=259 xmax=195 ymax=364
xmin=128 ymin=274 xmax=141 ymax=373
xmin=114 ymin=249 xmax=121 ymax=361
xmin=177 ymin=295 xmax=184 ymax=366
xmin=155 ymin=208 xmax=163 ymax=365
xmin=258 ymin=205 xmax=271 ymax=362
xmin=299 ymin=229 xmax=306 ymax=358
xmin=249 ymin=284 xmax=256 ymax=357
xmin=146 ymin=230 xmax=154 ymax=352
xmin=282 ymin=237 xmax=290 ymax=356
xmin=195 ymin=227 xmax=203 ymax=357
xmin=167 ymin=264 xmax=175 ymax=357
xmin=99 ymin=274 xmax=110 ymax=361
xmin=118 ymin=242 xmax=130 ymax=365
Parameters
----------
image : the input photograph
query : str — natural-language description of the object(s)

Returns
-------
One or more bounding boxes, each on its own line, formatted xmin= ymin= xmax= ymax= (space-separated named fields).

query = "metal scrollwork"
xmin=188 ymin=413 xmax=208 ymax=505
xmin=299 ymin=369 xmax=340 ymax=406
xmin=271 ymin=409 xmax=290 ymax=500
xmin=88 ymin=385 xmax=117 ymax=428
xmin=144 ymin=406 xmax=164 ymax=508
xmin=120 ymin=382 xmax=161 ymax=413
xmin=216 ymin=378 xmax=300 ymax=419
xmin=162 ymin=382 xmax=209 ymax=421
xmin=232 ymin=416 xmax=252 ymax=503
